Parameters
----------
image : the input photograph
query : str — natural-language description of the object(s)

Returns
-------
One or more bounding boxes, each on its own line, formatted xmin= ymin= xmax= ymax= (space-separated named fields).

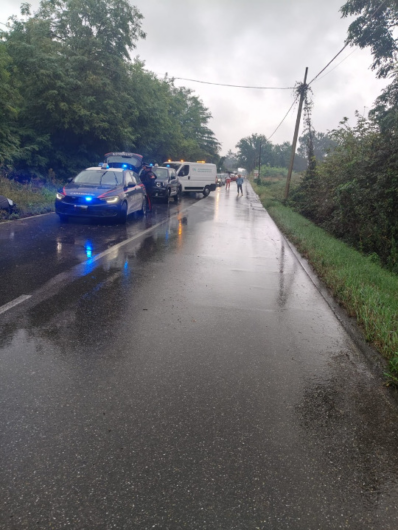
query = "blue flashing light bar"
xmin=85 ymin=197 xmax=93 ymax=202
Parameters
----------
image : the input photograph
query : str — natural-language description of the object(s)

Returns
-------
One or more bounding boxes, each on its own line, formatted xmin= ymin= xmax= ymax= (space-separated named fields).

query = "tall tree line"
xmin=0 ymin=0 xmax=220 ymax=181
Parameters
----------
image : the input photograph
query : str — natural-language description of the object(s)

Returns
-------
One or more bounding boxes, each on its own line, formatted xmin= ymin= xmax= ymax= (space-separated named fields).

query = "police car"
xmin=55 ymin=165 xmax=147 ymax=223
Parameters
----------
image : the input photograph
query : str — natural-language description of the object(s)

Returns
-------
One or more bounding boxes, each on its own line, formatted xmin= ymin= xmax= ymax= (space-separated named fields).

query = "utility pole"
xmin=258 ymin=143 xmax=262 ymax=183
xmin=284 ymin=67 xmax=308 ymax=201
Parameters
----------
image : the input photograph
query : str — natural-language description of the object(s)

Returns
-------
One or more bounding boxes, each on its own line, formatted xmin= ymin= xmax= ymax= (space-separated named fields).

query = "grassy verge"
xmin=0 ymin=177 xmax=56 ymax=220
xmin=252 ymin=179 xmax=398 ymax=384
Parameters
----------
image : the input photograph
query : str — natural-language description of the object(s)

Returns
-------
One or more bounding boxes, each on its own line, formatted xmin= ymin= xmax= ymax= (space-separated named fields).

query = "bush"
xmin=291 ymin=116 xmax=398 ymax=272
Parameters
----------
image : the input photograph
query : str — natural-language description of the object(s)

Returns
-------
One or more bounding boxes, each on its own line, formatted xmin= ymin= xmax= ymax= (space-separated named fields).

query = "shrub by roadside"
xmin=0 ymin=177 xmax=55 ymax=220
xmin=253 ymin=180 xmax=398 ymax=385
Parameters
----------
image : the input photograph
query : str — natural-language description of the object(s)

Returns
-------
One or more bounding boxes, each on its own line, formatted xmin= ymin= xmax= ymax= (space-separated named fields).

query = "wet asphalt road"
xmin=1 ymin=184 xmax=398 ymax=529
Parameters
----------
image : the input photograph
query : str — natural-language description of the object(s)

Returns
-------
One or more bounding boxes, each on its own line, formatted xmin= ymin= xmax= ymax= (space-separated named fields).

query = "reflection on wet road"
xmin=1 ymin=184 xmax=398 ymax=529
xmin=0 ymin=197 xmax=197 ymax=307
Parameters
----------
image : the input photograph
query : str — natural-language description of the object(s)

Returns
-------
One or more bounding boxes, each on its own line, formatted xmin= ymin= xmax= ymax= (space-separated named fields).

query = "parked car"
xmin=151 ymin=166 xmax=181 ymax=203
xmin=55 ymin=166 xmax=147 ymax=223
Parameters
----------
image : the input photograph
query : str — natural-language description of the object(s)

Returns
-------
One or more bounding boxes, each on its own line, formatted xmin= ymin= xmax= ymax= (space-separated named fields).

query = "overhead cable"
xmin=309 ymin=0 xmax=388 ymax=85
xmin=268 ymin=97 xmax=298 ymax=140
xmin=314 ymin=49 xmax=357 ymax=83
xmin=173 ymin=77 xmax=294 ymax=90
xmin=309 ymin=43 xmax=350 ymax=85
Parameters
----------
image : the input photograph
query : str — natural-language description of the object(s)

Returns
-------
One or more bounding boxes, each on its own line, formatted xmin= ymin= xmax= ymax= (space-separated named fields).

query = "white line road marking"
xmin=85 ymin=203 xmax=196 ymax=265
xmin=0 ymin=201 xmax=200 ymax=317
xmin=0 ymin=295 xmax=32 ymax=315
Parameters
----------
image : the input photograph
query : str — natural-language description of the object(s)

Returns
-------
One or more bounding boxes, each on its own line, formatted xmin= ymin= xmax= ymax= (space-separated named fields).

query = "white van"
xmin=163 ymin=161 xmax=217 ymax=197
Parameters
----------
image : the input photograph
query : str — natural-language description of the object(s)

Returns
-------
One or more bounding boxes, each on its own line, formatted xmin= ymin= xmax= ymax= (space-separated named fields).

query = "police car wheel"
xmin=140 ymin=197 xmax=146 ymax=216
xmin=118 ymin=201 xmax=128 ymax=223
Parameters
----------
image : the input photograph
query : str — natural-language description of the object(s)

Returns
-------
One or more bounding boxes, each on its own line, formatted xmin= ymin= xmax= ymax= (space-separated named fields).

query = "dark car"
xmin=151 ymin=166 xmax=181 ymax=203
xmin=55 ymin=166 xmax=147 ymax=223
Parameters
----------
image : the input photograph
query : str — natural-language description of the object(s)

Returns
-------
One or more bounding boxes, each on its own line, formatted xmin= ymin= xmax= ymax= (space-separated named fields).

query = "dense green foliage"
xmin=341 ymin=0 xmax=398 ymax=78
xmin=0 ymin=1 xmax=220 ymax=181
xmin=292 ymin=115 xmax=398 ymax=272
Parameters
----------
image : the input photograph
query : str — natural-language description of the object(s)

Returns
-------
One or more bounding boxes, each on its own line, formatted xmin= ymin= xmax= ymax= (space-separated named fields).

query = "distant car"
xmin=151 ymin=166 xmax=181 ymax=203
xmin=55 ymin=166 xmax=147 ymax=223
xmin=216 ymin=175 xmax=224 ymax=187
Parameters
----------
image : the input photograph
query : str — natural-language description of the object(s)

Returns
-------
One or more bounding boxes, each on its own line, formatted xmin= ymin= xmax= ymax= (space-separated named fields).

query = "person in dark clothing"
xmin=236 ymin=174 xmax=244 ymax=195
xmin=140 ymin=164 xmax=157 ymax=211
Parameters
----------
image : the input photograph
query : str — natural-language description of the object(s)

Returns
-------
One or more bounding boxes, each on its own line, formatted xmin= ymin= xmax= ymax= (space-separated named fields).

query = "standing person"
xmin=140 ymin=163 xmax=157 ymax=211
xmin=225 ymin=174 xmax=231 ymax=190
xmin=236 ymin=174 xmax=244 ymax=196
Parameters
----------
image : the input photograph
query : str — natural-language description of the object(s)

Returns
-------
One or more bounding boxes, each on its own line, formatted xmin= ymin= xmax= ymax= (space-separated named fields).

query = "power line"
xmin=309 ymin=0 xmax=388 ymax=85
xmin=309 ymin=43 xmax=350 ymax=85
xmin=173 ymin=77 xmax=294 ymax=90
xmin=314 ymin=49 xmax=357 ymax=83
xmin=268 ymin=96 xmax=298 ymax=140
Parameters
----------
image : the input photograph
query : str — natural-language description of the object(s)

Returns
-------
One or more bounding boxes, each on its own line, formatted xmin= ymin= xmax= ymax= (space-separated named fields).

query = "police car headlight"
xmin=105 ymin=196 xmax=120 ymax=204
xmin=56 ymin=193 xmax=64 ymax=200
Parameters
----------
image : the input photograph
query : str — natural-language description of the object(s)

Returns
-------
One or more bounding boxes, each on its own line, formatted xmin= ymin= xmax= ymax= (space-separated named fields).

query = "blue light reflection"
xmin=85 ymin=242 xmax=93 ymax=259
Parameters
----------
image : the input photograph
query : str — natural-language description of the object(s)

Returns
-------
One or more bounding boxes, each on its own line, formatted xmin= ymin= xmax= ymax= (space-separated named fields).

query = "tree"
xmin=0 ymin=42 xmax=20 ymax=166
xmin=297 ymin=131 xmax=336 ymax=161
xmin=236 ymin=134 xmax=273 ymax=172
xmin=341 ymin=0 xmax=398 ymax=78
xmin=1 ymin=1 xmax=220 ymax=179
xmin=221 ymin=150 xmax=238 ymax=172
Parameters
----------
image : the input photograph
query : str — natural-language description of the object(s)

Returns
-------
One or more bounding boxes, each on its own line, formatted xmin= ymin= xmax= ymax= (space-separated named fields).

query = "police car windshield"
xmin=74 ymin=170 xmax=123 ymax=187
xmin=152 ymin=168 xmax=169 ymax=180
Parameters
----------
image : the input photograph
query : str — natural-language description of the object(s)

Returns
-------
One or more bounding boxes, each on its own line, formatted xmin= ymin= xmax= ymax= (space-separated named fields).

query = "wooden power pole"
xmin=258 ymin=143 xmax=262 ymax=182
xmin=284 ymin=67 xmax=308 ymax=201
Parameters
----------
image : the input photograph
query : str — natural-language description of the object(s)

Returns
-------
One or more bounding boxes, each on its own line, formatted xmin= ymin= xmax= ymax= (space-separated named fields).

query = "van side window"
xmin=178 ymin=165 xmax=189 ymax=177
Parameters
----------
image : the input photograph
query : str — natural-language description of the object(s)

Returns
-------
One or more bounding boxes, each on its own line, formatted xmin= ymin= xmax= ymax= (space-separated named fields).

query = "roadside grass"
xmin=0 ymin=177 xmax=56 ymax=220
xmin=252 ymin=179 xmax=398 ymax=384
xmin=254 ymin=172 xmax=302 ymax=201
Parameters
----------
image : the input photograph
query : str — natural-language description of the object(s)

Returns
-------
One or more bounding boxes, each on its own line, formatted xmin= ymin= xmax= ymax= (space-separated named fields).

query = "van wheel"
xmin=203 ymin=186 xmax=210 ymax=197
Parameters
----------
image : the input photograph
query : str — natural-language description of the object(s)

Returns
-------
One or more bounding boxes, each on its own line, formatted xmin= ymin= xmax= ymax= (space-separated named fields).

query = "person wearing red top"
xmin=225 ymin=175 xmax=231 ymax=190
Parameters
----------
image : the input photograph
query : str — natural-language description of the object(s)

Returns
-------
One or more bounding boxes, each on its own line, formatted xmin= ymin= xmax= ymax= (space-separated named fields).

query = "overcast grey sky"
xmin=2 ymin=0 xmax=389 ymax=155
